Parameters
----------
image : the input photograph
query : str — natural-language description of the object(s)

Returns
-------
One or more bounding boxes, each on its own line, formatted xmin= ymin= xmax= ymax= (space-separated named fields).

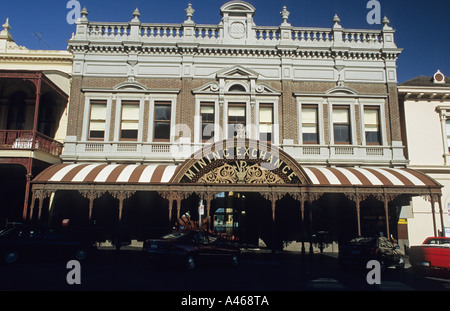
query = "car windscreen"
xmin=0 ymin=227 xmax=17 ymax=236
xmin=424 ymin=238 xmax=450 ymax=245
xmin=349 ymin=237 xmax=375 ymax=245
xmin=160 ymin=232 xmax=190 ymax=240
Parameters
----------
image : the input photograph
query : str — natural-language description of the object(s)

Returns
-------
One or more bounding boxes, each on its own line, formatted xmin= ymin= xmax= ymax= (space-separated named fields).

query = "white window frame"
xmin=436 ymin=105 xmax=450 ymax=158
xmin=328 ymin=98 xmax=357 ymax=145
xmin=296 ymin=97 xmax=325 ymax=145
xmin=114 ymin=95 xmax=144 ymax=142
xmin=359 ymin=98 xmax=387 ymax=146
xmin=256 ymin=97 xmax=279 ymax=145
xmin=224 ymin=96 xmax=251 ymax=140
xmin=148 ymin=94 xmax=177 ymax=143
xmin=194 ymin=96 xmax=220 ymax=144
xmin=82 ymin=93 xmax=113 ymax=142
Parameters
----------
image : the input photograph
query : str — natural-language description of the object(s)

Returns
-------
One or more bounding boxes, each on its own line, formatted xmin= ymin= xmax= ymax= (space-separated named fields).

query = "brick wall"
xmin=67 ymin=76 xmax=401 ymax=147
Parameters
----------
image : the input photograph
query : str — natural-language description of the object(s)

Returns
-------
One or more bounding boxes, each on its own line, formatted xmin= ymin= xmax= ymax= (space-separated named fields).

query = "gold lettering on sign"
xmin=183 ymin=146 xmax=298 ymax=183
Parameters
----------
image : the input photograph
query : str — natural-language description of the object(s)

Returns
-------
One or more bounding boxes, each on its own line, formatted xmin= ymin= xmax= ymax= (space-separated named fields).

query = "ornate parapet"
xmin=68 ymin=2 xmax=400 ymax=61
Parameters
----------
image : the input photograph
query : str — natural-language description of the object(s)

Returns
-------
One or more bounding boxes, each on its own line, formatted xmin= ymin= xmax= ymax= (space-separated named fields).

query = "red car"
xmin=409 ymin=237 xmax=450 ymax=273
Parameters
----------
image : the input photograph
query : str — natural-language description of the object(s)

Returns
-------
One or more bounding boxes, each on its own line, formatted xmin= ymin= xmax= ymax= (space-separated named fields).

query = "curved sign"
xmin=170 ymin=139 xmax=309 ymax=185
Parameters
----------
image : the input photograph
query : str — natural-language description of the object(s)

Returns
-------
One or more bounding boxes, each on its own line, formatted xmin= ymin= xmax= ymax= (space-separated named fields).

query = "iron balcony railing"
xmin=0 ymin=130 xmax=64 ymax=157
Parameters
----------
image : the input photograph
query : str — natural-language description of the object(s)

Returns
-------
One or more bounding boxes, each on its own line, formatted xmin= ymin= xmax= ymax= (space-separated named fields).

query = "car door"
xmin=194 ymin=232 xmax=215 ymax=261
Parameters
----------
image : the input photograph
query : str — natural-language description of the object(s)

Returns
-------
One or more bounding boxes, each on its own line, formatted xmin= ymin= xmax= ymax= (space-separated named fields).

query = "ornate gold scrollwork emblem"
xmin=198 ymin=161 xmax=283 ymax=184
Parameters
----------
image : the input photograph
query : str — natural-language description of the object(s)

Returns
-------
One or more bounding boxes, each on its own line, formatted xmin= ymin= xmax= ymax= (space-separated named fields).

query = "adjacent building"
xmin=399 ymin=70 xmax=450 ymax=246
xmin=0 ymin=18 xmax=72 ymax=227
xmin=28 ymin=1 xmax=443 ymax=251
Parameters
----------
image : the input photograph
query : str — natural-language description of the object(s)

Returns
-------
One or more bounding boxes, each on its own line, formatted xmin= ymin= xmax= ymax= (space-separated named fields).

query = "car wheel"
xmin=231 ymin=254 xmax=239 ymax=267
xmin=75 ymin=249 xmax=87 ymax=261
xmin=186 ymin=254 xmax=196 ymax=270
xmin=4 ymin=250 xmax=18 ymax=264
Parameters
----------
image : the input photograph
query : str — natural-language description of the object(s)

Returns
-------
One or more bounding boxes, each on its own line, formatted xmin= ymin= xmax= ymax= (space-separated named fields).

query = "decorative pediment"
xmin=192 ymin=81 xmax=220 ymax=94
xmin=216 ymin=65 xmax=259 ymax=80
xmin=255 ymin=83 xmax=282 ymax=95
xmin=220 ymin=1 xmax=256 ymax=16
xmin=113 ymin=80 xmax=149 ymax=91
xmin=325 ymin=86 xmax=359 ymax=96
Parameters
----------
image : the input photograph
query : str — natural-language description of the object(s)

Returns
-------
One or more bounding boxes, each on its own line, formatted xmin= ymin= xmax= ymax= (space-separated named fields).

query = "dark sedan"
xmin=338 ymin=237 xmax=405 ymax=270
xmin=143 ymin=231 xmax=240 ymax=270
xmin=0 ymin=225 xmax=97 ymax=264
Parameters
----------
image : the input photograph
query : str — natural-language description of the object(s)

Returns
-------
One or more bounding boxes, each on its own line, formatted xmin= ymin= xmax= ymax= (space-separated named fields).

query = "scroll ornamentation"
xmin=198 ymin=162 xmax=283 ymax=184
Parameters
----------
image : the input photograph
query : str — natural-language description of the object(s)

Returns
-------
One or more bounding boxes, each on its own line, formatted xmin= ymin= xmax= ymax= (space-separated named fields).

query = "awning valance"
xmin=32 ymin=163 xmax=441 ymax=196
xmin=33 ymin=163 xmax=178 ymax=184
xmin=302 ymin=166 xmax=440 ymax=188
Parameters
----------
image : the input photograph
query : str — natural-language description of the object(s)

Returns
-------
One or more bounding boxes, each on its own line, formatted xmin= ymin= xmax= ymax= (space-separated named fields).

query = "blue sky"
xmin=1 ymin=0 xmax=449 ymax=83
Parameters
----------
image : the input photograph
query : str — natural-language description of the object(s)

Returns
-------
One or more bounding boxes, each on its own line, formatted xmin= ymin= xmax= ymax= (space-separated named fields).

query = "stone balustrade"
xmin=62 ymin=140 xmax=406 ymax=166
xmin=71 ymin=6 xmax=396 ymax=51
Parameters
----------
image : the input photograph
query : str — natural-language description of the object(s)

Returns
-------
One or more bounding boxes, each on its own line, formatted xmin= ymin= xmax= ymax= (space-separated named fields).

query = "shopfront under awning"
xmin=29 ymin=162 xmax=444 ymax=236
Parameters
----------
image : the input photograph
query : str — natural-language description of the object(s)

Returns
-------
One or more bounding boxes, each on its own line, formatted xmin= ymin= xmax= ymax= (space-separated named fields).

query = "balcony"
xmin=61 ymin=139 xmax=407 ymax=167
xmin=0 ymin=130 xmax=64 ymax=158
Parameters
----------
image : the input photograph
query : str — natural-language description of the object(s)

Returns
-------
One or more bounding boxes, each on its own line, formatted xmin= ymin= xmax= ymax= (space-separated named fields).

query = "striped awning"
xmin=303 ymin=166 xmax=440 ymax=188
xmin=33 ymin=163 xmax=178 ymax=184
xmin=32 ymin=163 xmax=441 ymax=193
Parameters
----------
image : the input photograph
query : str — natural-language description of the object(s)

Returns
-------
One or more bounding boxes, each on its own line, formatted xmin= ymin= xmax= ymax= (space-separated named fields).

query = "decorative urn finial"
xmin=2 ymin=18 xmax=11 ymax=31
xmin=185 ymin=3 xmax=195 ymax=23
xmin=280 ymin=6 xmax=290 ymax=26
xmin=333 ymin=14 xmax=340 ymax=25
xmin=132 ymin=8 xmax=140 ymax=22
xmin=79 ymin=7 xmax=89 ymax=22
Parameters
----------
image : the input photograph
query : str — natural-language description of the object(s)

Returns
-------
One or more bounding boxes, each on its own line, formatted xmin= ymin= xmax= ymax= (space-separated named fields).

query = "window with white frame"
xmin=259 ymin=104 xmax=273 ymax=143
xmin=364 ymin=107 xmax=381 ymax=145
xmin=446 ymin=119 xmax=450 ymax=153
xmin=200 ymin=103 xmax=215 ymax=142
xmin=333 ymin=106 xmax=351 ymax=144
xmin=301 ymin=105 xmax=319 ymax=144
xmin=88 ymin=100 xmax=107 ymax=140
xmin=120 ymin=101 xmax=140 ymax=140
xmin=228 ymin=104 xmax=246 ymax=138
xmin=153 ymin=101 xmax=172 ymax=142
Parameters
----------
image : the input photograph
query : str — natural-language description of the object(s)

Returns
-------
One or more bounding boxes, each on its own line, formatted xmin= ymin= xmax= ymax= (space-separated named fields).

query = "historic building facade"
xmin=31 ymin=1 xmax=442 ymax=251
xmin=399 ymin=70 xmax=450 ymax=246
xmin=0 ymin=18 xmax=72 ymax=227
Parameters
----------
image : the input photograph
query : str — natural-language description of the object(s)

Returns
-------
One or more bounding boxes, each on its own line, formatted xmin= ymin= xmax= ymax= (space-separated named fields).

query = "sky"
xmin=1 ymin=0 xmax=449 ymax=83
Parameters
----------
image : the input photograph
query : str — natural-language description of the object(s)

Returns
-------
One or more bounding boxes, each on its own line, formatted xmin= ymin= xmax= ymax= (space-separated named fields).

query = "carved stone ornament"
xmin=198 ymin=162 xmax=284 ymax=184
xmin=229 ymin=22 xmax=246 ymax=39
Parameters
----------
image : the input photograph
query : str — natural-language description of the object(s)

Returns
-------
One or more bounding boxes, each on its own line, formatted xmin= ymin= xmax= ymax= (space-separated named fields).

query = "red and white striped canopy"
xmin=33 ymin=163 xmax=440 ymax=189
xmin=302 ymin=166 xmax=439 ymax=187
xmin=33 ymin=163 xmax=178 ymax=184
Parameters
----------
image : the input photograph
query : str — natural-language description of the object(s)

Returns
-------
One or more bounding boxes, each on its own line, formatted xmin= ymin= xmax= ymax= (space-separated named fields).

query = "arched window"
xmin=228 ymin=84 xmax=247 ymax=92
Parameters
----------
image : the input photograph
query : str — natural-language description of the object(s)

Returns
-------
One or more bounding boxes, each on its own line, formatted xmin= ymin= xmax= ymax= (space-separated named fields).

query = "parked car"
xmin=143 ymin=230 xmax=240 ymax=270
xmin=409 ymin=237 xmax=450 ymax=274
xmin=338 ymin=236 xmax=405 ymax=270
xmin=0 ymin=225 xmax=97 ymax=264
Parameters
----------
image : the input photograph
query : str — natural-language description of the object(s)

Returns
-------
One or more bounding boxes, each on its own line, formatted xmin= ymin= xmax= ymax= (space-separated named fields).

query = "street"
xmin=1 ymin=244 xmax=449 ymax=294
